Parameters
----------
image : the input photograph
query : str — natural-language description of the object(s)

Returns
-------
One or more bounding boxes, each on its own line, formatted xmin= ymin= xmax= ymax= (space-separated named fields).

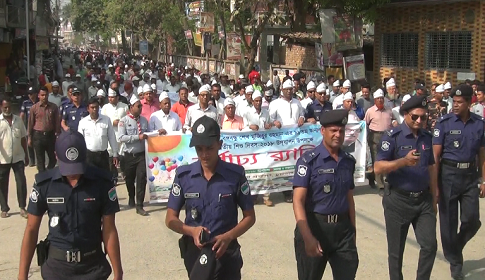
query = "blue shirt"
xmin=27 ymin=166 xmax=120 ymax=250
xmin=20 ymin=99 xmax=35 ymax=124
xmin=305 ymin=100 xmax=333 ymax=121
xmin=377 ymin=123 xmax=434 ymax=192
xmin=432 ymin=113 xmax=485 ymax=162
xmin=353 ymin=105 xmax=365 ymax=120
xmin=292 ymin=143 xmax=355 ymax=215
xmin=62 ymin=103 xmax=89 ymax=131
xmin=167 ymin=159 xmax=254 ymax=239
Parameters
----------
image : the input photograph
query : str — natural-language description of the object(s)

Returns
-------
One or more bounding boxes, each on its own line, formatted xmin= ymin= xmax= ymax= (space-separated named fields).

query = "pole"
xmin=25 ymin=0 xmax=30 ymax=80
xmin=130 ymin=31 xmax=133 ymax=54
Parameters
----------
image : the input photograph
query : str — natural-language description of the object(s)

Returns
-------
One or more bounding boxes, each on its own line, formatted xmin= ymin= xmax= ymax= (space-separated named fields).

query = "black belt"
xmin=87 ymin=150 xmax=108 ymax=154
xmin=391 ymin=186 xmax=429 ymax=198
xmin=33 ymin=130 xmax=54 ymax=136
xmin=441 ymin=158 xmax=475 ymax=169
xmin=124 ymin=151 xmax=145 ymax=157
xmin=312 ymin=212 xmax=349 ymax=224
xmin=48 ymin=245 xmax=102 ymax=263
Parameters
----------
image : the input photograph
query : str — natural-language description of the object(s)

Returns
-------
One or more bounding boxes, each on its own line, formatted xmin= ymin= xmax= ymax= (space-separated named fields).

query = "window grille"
xmin=380 ymin=33 xmax=418 ymax=68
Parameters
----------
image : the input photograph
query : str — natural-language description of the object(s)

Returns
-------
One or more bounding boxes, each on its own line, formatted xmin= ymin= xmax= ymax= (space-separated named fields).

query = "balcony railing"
xmin=6 ymin=5 xmax=36 ymax=28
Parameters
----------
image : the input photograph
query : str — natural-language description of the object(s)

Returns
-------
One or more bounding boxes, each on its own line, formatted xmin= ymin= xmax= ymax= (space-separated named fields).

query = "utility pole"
xmin=25 ymin=0 xmax=30 ymax=80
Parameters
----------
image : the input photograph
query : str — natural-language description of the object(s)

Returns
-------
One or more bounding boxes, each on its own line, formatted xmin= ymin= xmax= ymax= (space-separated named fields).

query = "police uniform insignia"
xmin=324 ymin=184 xmax=331 ymax=193
xmin=72 ymin=116 xmax=76 ymax=120
xmin=199 ymin=254 xmax=208 ymax=265
xmin=381 ymin=141 xmax=390 ymax=151
xmin=240 ymin=181 xmax=250 ymax=195
xmin=342 ymin=117 xmax=347 ymax=125
xmin=454 ymin=141 xmax=460 ymax=148
xmin=196 ymin=124 xmax=205 ymax=133
xmin=422 ymin=99 xmax=427 ymax=106
xmin=30 ymin=189 xmax=39 ymax=203
xmin=108 ymin=187 xmax=118 ymax=201
xmin=191 ymin=208 xmax=198 ymax=219
xmin=433 ymin=129 xmax=440 ymax=137
xmin=171 ymin=183 xmax=181 ymax=196
xmin=65 ymin=147 xmax=79 ymax=161
xmin=456 ymin=90 xmax=462 ymax=96
xmin=50 ymin=216 xmax=59 ymax=228
xmin=297 ymin=165 xmax=307 ymax=177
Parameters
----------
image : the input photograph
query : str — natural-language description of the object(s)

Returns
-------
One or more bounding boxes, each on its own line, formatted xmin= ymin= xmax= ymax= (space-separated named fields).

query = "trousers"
xmin=86 ymin=150 xmax=110 ymax=172
xmin=123 ymin=152 xmax=147 ymax=207
xmin=368 ymin=130 xmax=385 ymax=189
xmin=41 ymin=254 xmax=111 ymax=280
xmin=0 ymin=161 xmax=27 ymax=212
xmin=32 ymin=131 xmax=56 ymax=172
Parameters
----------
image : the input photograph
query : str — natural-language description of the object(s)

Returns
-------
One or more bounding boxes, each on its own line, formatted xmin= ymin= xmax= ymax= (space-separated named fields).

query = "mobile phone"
xmin=412 ymin=152 xmax=421 ymax=156
xmin=199 ymin=229 xmax=210 ymax=244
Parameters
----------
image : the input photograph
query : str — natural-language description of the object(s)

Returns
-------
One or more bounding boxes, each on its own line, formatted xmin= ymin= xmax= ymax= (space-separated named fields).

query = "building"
xmin=374 ymin=0 xmax=483 ymax=92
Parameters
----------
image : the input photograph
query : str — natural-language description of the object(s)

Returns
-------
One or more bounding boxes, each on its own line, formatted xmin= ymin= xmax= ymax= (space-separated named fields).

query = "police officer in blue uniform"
xmin=305 ymin=91 xmax=333 ymax=123
xmin=165 ymin=116 xmax=256 ymax=280
xmin=293 ymin=109 xmax=358 ymax=280
xmin=61 ymin=87 xmax=88 ymax=131
xmin=18 ymin=130 xmax=123 ymax=280
xmin=432 ymin=84 xmax=485 ymax=280
xmin=375 ymin=95 xmax=438 ymax=280
xmin=20 ymin=87 xmax=37 ymax=167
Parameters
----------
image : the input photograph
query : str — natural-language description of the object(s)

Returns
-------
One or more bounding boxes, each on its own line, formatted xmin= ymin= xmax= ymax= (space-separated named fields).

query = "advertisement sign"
xmin=185 ymin=1 xmax=204 ymax=20
xmin=139 ymin=40 xmax=149 ymax=55
xmin=199 ymin=12 xmax=215 ymax=33
xmin=343 ymin=54 xmax=366 ymax=81
xmin=184 ymin=30 xmax=193 ymax=40
xmin=226 ymin=32 xmax=242 ymax=60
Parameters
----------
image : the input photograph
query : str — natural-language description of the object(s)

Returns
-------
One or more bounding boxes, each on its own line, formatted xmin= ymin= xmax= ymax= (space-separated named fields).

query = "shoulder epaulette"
xmin=470 ymin=112 xmax=485 ymax=122
xmin=223 ymin=161 xmax=245 ymax=174
xmin=438 ymin=114 xmax=453 ymax=123
xmin=175 ymin=165 xmax=192 ymax=177
xmin=386 ymin=127 xmax=401 ymax=137
xmin=34 ymin=169 xmax=55 ymax=186
xmin=302 ymin=149 xmax=318 ymax=164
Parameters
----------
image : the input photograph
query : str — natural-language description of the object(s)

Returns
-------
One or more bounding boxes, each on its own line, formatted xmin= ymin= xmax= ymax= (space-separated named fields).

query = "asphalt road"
xmin=0 ymin=166 xmax=484 ymax=279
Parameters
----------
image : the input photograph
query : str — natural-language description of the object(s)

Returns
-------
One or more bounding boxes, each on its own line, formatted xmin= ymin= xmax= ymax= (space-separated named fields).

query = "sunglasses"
xmin=72 ymin=92 xmax=80 ymax=96
xmin=410 ymin=114 xmax=427 ymax=121
xmin=307 ymin=90 xmax=315 ymax=93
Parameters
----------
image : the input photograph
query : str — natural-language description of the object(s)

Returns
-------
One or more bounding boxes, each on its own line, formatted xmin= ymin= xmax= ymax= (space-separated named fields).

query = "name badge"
xmin=184 ymin=193 xmax=200 ymax=199
xmin=400 ymin=145 xmax=413 ymax=150
xmin=47 ymin=197 xmax=65 ymax=204
xmin=450 ymin=130 xmax=462 ymax=135
xmin=318 ymin=168 xmax=334 ymax=174
xmin=84 ymin=198 xmax=96 ymax=202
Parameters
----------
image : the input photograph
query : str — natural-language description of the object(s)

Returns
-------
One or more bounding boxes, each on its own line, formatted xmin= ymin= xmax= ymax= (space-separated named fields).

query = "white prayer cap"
xmin=185 ymin=66 xmax=189 ymax=70
xmin=137 ymin=86 xmax=143 ymax=95
xmin=386 ymin=78 xmax=396 ymax=88
xmin=435 ymin=84 xmax=445 ymax=93
xmin=264 ymin=89 xmax=273 ymax=97
xmin=141 ymin=62 xmax=145 ymax=67
xmin=333 ymin=80 xmax=340 ymax=87
xmin=150 ymin=74 xmax=157 ymax=79
xmin=171 ymin=63 xmax=175 ymax=67
xmin=159 ymin=91 xmax=169 ymax=102
xmin=97 ymin=89 xmax=106 ymax=97
xmin=402 ymin=94 xmax=411 ymax=103
xmin=199 ymin=84 xmax=211 ymax=93
xmin=307 ymin=81 xmax=316 ymax=91
xmin=239 ymin=74 xmax=244 ymax=79
xmin=65 ymin=73 xmax=71 ymax=78
xmin=373 ymin=89 xmax=384 ymax=99
xmin=132 ymin=76 xmax=140 ymax=81
xmin=224 ymin=98 xmax=236 ymax=108
xmin=125 ymin=64 xmax=128 ymax=68
xmin=75 ymin=74 xmax=81 ymax=78
xmin=52 ymin=81 xmax=59 ymax=87
xmin=91 ymin=76 xmax=98 ymax=82
xmin=282 ymin=79 xmax=294 ymax=89
xmin=129 ymin=94 xmax=140 ymax=105
xmin=252 ymin=90 xmax=263 ymax=100
xmin=143 ymin=83 xmax=153 ymax=93
xmin=316 ymin=83 xmax=327 ymax=93
xmin=211 ymin=80 xmax=217 ymax=85
xmin=107 ymin=88 xmax=117 ymax=97
xmin=245 ymin=85 xmax=254 ymax=93
xmin=266 ymin=80 xmax=273 ymax=87
xmin=343 ymin=92 xmax=353 ymax=101
xmin=444 ymin=82 xmax=452 ymax=90
xmin=108 ymin=64 xmax=113 ymax=68
xmin=343 ymin=80 xmax=351 ymax=88
xmin=151 ymin=84 xmax=157 ymax=91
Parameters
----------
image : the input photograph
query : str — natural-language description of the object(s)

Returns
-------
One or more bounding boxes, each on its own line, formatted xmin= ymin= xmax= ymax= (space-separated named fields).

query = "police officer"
xmin=375 ymin=95 xmax=438 ymax=280
xmin=165 ymin=116 xmax=256 ymax=280
xmin=305 ymin=83 xmax=332 ymax=124
xmin=118 ymin=94 xmax=150 ymax=216
xmin=61 ymin=87 xmax=89 ymax=131
xmin=433 ymin=84 xmax=485 ymax=280
xmin=18 ymin=130 xmax=123 ymax=280
xmin=293 ymin=109 xmax=358 ymax=280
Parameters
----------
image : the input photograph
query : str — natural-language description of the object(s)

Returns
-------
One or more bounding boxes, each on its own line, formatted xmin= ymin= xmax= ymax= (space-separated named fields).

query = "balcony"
xmin=6 ymin=5 xmax=36 ymax=28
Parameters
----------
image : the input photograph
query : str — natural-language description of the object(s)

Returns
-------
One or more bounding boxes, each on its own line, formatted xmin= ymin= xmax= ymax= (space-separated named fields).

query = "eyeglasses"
xmin=72 ymin=92 xmax=80 ymax=96
xmin=307 ymin=90 xmax=315 ymax=93
xmin=410 ymin=114 xmax=427 ymax=121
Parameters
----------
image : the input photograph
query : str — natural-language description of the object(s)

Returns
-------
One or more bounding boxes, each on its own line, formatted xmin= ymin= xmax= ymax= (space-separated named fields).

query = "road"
xmin=0 ymin=166 xmax=484 ymax=279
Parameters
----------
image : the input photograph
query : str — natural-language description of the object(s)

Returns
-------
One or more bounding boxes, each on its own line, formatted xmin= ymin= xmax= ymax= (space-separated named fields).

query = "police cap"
xmin=55 ymin=130 xmax=87 ymax=176
xmin=450 ymin=84 xmax=473 ymax=98
xmin=189 ymin=247 xmax=216 ymax=280
xmin=189 ymin=116 xmax=220 ymax=147
xmin=399 ymin=95 xmax=428 ymax=115
xmin=320 ymin=109 xmax=348 ymax=127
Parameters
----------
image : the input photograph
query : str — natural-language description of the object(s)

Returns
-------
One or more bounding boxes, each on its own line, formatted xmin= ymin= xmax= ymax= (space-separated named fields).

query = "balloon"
xmin=152 ymin=157 xmax=159 ymax=163
xmin=148 ymin=163 xmax=154 ymax=169
xmin=167 ymin=162 xmax=173 ymax=167
xmin=172 ymin=164 xmax=178 ymax=169
xmin=166 ymin=166 xmax=172 ymax=172
xmin=165 ymin=158 xmax=171 ymax=163
xmin=148 ymin=176 xmax=155 ymax=182
xmin=160 ymin=161 xmax=165 ymax=166
xmin=172 ymin=158 xmax=177 ymax=163
xmin=178 ymin=156 xmax=184 ymax=161
xmin=153 ymin=170 xmax=159 ymax=175
xmin=182 ymin=161 xmax=188 ymax=166
xmin=160 ymin=165 xmax=166 ymax=171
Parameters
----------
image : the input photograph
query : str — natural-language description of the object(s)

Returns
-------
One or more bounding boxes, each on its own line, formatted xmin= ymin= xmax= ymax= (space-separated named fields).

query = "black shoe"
xmin=369 ymin=182 xmax=377 ymax=189
xmin=451 ymin=273 xmax=464 ymax=280
xmin=378 ymin=189 xmax=385 ymax=197
xmin=136 ymin=207 xmax=148 ymax=216
xmin=284 ymin=195 xmax=293 ymax=203
xmin=451 ymin=265 xmax=464 ymax=280
xmin=128 ymin=198 xmax=135 ymax=208
xmin=28 ymin=163 xmax=35 ymax=167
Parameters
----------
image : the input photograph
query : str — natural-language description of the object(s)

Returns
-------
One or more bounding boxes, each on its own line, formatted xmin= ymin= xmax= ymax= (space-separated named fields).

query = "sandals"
xmin=1 ymin=212 xmax=9 ymax=218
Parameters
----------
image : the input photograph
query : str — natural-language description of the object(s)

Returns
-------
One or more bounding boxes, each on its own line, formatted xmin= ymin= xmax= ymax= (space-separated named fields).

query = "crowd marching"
xmin=1 ymin=50 xmax=484 ymax=280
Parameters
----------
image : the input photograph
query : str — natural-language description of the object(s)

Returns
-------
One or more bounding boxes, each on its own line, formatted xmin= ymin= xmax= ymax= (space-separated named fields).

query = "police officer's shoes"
xmin=128 ymin=197 xmax=135 ymax=208
xmin=378 ymin=189 xmax=385 ymax=197
xmin=452 ymin=273 xmax=464 ymax=280
xmin=136 ymin=207 xmax=148 ymax=216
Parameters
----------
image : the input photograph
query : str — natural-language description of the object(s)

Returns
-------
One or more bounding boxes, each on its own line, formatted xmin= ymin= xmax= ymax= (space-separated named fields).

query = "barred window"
xmin=425 ymin=32 xmax=472 ymax=71
xmin=380 ymin=33 xmax=418 ymax=68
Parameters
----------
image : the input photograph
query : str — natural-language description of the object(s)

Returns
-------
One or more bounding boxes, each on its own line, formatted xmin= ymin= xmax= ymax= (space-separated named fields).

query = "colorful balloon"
xmin=160 ymin=165 xmax=167 ymax=171
xmin=160 ymin=161 xmax=165 ymax=166
xmin=172 ymin=164 xmax=178 ymax=169
xmin=167 ymin=162 xmax=173 ymax=167
xmin=148 ymin=163 xmax=154 ymax=169
xmin=148 ymin=176 xmax=155 ymax=182
xmin=165 ymin=158 xmax=171 ymax=163
xmin=153 ymin=169 xmax=159 ymax=175
xmin=182 ymin=161 xmax=188 ymax=165
xmin=178 ymin=156 xmax=184 ymax=161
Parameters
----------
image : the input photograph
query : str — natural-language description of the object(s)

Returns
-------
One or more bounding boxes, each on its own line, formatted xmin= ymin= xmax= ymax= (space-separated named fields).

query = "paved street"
xmin=1 ymin=166 xmax=484 ymax=279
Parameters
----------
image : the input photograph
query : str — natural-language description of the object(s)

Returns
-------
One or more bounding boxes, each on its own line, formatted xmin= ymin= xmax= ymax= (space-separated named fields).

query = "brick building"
xmin=374 ymin=0 xmax=483 ymax=93
xmin=278 ymin=32 xmax=319 ymax=69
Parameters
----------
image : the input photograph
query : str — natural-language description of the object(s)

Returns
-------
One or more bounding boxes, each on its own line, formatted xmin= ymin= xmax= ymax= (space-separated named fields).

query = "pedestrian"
xmin=0 ymin=98 xmax=29 ymax=219
xmin=211 ymin=83 xmax=225 ymax=120
xmin=470 ymin=84 xmax=485 ymax=117
xmin=62 ymin=73 xmax=74 ymax=96
xmin=61 ymin=87 xmax=88 ymax=131
xmin=300 ymin=81 xmax=316 ymax=110
xmin=292 ymin=109 xmax=358 ymax=280
xmin=17 ymin=130 xmax=123 ymax=280
xmin=432 ymin=84 xmax=485 ymax=280
xmin=165 ymin=116 xmax=256 ymax=280
xmin=332 ymin=79 xmax=351 ymax=109
xmin=305 ymin=83 xmax=332 ymax=124
xmin=221 ymin=98 xmax=244 ymax=131
xmin=171 ymin=87 xmax=194 ymax=126
xmin=27 ymin=87 xmax=60 ymax=172
xmin=375 ymin=95 xmax=438 ymax=280
xmin=183 ymin=84 xmax=218 ymax=132
xmin=149 ymin=92 xmax=182 ymax=134
xmin=118 ymin=95 xmax=150 ymax=215
xmin=20 ymin=87 xmax=37 ymax=167
xmin=140 ymin=84 xmax=159 ymax=121
xmin=48 ymin=81 xmax=65 ymax=107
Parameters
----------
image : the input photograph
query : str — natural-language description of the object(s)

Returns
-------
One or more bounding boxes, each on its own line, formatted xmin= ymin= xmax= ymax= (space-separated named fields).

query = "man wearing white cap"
xmin=305 ymin=82 xmax=332 ymax=124
xmin=329 ymin=79 xmax=341 ymax=103
xmin=364 ymin=89 xmax=394 ymax=194
xmin=392 ymin=94 xmax=411 ymax=125
xmin=235 ymin=84 xmax=253 ymax=107
xmin=221 ymin=98 xmax=244 ymax=130
xmin=269 ymin=78 xmax=305 ymax=203
xmin=62 ymin=73 xmax=74 ymax=96
xmin=262 ymin=89 xmax=274 ymax=109
xmin=96 ymin=89 xmax=107 ymax=107
xmin=236 ymin=88 xmax=255 ymax=117
xmin=300 ymin=81 xmax=316 ymax=109
xmin=341 ymin=92 xmax=363 ymax=122
xmin=332 ymin=79 xmax=351 ymax=109
xmin=183 ymin=84 xmax=218 ymax=132
xmin=443 ymin=82 xmax=453 ymax=112
xmin=88 ymin=76 xmax=99 ymax=99
xmin=385 ymin=78 xmax=401 ymax=109
xmin=140 ymin=83 xmax=160 ymax=122
xmin=149 ymin=92 xmax=182 ymax=133
xmin=48 ymin=81 xmax=66 ymax=107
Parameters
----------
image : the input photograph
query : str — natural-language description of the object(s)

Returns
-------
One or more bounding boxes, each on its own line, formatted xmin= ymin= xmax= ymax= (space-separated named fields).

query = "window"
xmin=380 ymin=33 xmax=418 ymax=68
xmin=425 ymin=32 xmax=472 ymax=71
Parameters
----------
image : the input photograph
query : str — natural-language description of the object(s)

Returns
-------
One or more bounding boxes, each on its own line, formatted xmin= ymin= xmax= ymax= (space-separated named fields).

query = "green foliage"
xmin=70 ymin=0 xmax=109 ymax=33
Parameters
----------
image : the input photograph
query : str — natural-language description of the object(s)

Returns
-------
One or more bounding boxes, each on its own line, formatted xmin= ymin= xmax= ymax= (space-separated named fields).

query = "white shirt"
xmin=62 ymin=80 xmax=74 ymax=96
xmin=78 ymin=114 xmax=119 ymax=156
xmin=100 ymin=102 xmax=128 ymax=135
xmin=156 ymin=79 xmax=168 ymax=93
xmin=392 ymin=106 xmax=405 ymax=124
xmin=164 ymin=83 xmax=181 ymax=93
xmin=243 ymin=107 xmax=270 ymax=128
xmin=236 ymin=101 xmax=253 ymax=117
xmin=0 ymin=114 xmax=27 ymax=164
xmin=188 ymin=91 xmax=198 ymax=104
xmin=184 ymin=103 xmax=218 ymax=129
xmin=221 ymin=85 xmax=232 ymax=97
xmin=300 ymin=97 xmax=313 ymax=110
xmin=332 ymin=94 xmax=344 ymax=109
xmin=268 ymin=98 xmax=305 ymax=125
xmin=233 ymin=94 xmax=246 ymax=107
xmin=149 ymin=110 xmax=182 ymax=132
xmin=48 ymin=93 xmax=63 ymax=107
xmin=329 ymin=91 xmax=340 ymax=103
xmin=213 ymin=97 xmax=225 ymax=120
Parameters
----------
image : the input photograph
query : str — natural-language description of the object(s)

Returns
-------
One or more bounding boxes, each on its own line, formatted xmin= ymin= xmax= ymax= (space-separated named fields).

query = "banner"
xmin=145 ymin=122 xmax=367 ymax=203
xmin=343 ymin=54 xmax=366 ymax=81
xmin=226 ymin=32 xmax=242 ymax=60
xmin=199 ymin=12 xmax=215 ymax=33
